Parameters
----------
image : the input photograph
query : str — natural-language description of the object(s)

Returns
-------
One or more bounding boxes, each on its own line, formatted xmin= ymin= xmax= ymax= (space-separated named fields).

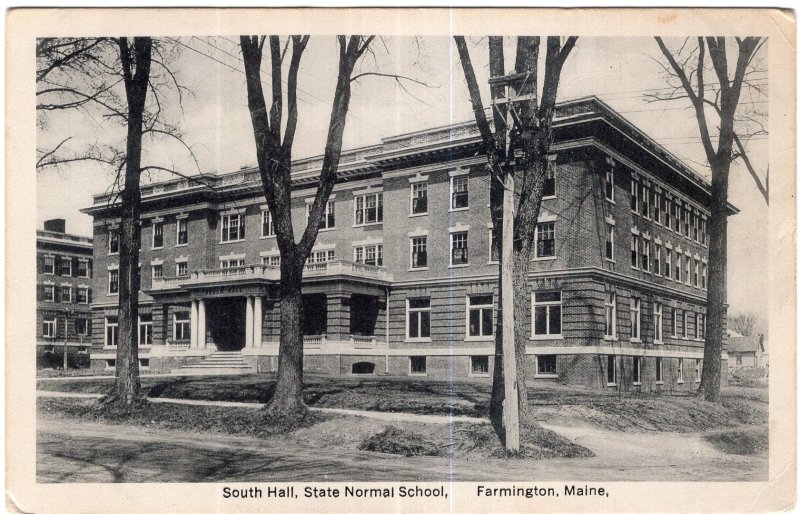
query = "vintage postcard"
xmin=6 ymin=7 xmax=796 ymax=513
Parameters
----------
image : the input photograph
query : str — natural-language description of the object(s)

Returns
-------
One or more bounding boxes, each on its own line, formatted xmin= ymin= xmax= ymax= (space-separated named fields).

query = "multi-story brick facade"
xmin=81 ymin=97 xmax=730 ymax=389
xmin=36 ymin=219 xmax=94 ymax=366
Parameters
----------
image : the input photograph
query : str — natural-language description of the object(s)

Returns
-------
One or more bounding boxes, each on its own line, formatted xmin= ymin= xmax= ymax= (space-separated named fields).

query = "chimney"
xmin=43 ymin=218 xmax=66 ymax=233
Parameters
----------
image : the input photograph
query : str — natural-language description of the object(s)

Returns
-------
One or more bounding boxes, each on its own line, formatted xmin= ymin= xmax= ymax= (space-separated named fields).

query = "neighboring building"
xmin=727 ymin=329 xmax=767 ymax=370
xmin=81 ymin=97 xmax=731 ymax=390
xmin=36 ymin=218 xmax=94 ymax=366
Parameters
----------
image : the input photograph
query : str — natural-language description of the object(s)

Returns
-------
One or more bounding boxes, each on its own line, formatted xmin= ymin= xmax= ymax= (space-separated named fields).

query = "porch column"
xmin=198 ymin=299 xmax=207 ymax=348
xmin=190 ymin=300 xmax=198 ymax=348
xmin=245 ymin=296 xmax=254 ymax=347
xmin=253 ymin=296 xmax=263 ymax=347
xmin=326 ymin=293 xmax=351 ymax=342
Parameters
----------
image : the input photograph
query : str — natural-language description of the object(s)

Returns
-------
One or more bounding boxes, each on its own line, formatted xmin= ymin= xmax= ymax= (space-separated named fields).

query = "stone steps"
xmin=171 ymin=351 xmax=254 ymax=375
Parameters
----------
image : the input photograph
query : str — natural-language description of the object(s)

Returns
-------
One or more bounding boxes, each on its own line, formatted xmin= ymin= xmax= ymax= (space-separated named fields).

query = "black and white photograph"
xmin=7 ymin=7 xmax=796 ymax=513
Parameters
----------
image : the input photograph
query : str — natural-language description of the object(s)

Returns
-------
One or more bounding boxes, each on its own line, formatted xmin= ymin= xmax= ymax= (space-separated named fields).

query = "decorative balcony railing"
xmin=150 ymin=260 xmax=392 ymax=291
xmin=303 ymin=334 xmax=326 ymax=348
xmin=350 ymin=334 xmax=378 ymax=349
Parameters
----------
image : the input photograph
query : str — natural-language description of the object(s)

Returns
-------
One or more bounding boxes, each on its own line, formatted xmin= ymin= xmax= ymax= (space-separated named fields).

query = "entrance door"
xmin=205 ymin=297 xmax=247 ymax=351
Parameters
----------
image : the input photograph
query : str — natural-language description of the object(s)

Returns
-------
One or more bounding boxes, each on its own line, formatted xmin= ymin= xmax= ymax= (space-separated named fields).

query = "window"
xmin=42 ymin=318 xmax=56 ymax=339
xmin=261 ymin=255 xmax=281 ymax=267
xmin=489 ymin=229 xmax=500 ymax=263
xmin=108 ymin=269 xmax=119 ymax=294
xmin=77 ymin=286 xmax=89 ymax=304
xmin=693 ymin=258 xmax=700 ymax=287
xmin=407 ymin=298 xmax=431 ymax=340
xmin=174 ymin=311 xmax=190 ymax=341
xmin=220 ymin=258 xmax=245 ymax=268
xmin=451 ymin=232 xmax=469 ymax=266
xmin=605 ymin=223 xmax=615 ymax=261
xmin=691 ymin=212 xmax=698 ymax=241
xmin=354 ymin=244 xmax=383 ymax=266
xmin=76 ymin=318 xmax=90 ymax=336
xmin=653 ymin=190 xmax=660 ymax=222
xmin=411 ymin=182 xmax=428 ymax=215
xmin=605 ymin=292 xmax=617 ymax=339
xmin=698 ymin=314 xmax=705 ymax=340
xmin=535 ymin=222 xmax=555 ymax=258
xmin=677 ymin=358 xmax=684 ymax=383
xmin=684 ymin=255 xmax=691 ymax=284
xmin=702 ymin=263 xmax=707 ymax=289
xmin=543 ymin=161 xmax=556 ymax=197
xmin=665 ymin=249 xmax=672 ymax=279
xmin=220 ymin=212 xmax=246 ymax=242
xmin=409 ymin=356 xmax=427 ymax=375
xmin=59 ymin=257 xmax=72 ymax=276
xmin=656 ymin=357 xmax=663 ymax=383
xmin=642 ymin=240 xmax=650 ymax=272
xmin=641 ymin=184 xmax=650 ymax=218
xmin=261 ymin=210 xmax=275 ymax=237
xmin=605 ymin=165 xmax=614 ymax=201
xmin=176 ymin=262 xmax=188 ymax=276
xmin=105 ymin=316 xmax=118 ymax=346
xmin=77 ymin=259 xmax=90 ymax=278
xmin=532 ymin=291 xmax=562 ymax=337
xmin=43 ymin=284 xmax=55 ymax=302
xmin=451 ymin=176 xmax=469 ymax=210
xmin=467 ymin=295 xmax=494 ymax=339
xmin=176 ymin=218 xmax=188 ymax=245
xmin=654 ymin=303 xmax=663 ymax=343
xmin=607 ymin=355 xmax=617 ymax=385
xmin=411 ymin=236 xmax=427 ymax=268
xmin=61 ymin=286 xmax=71 ymax=303
xmin=701 ymin=218 xmax=708 ymax=245
xmin=695 ymin=359 xmax=702 ymax=383
xmin=630 ymin=298 xmax=641 ymax=341
xmin=43 ymin=256 xmax=55 ymax=275
xmin=471 ymin=355 xmax=489 ymax=375
xmin=633 ymin=356 xmax=642 ymax=384
xmin=631 ymin=233 xmax=639 ymax=268
xmin=152 ymin=221 xmax=164 ymax=248
xmin=109 ymin=229 xmax=119 ymax=254
xmin=307 ymin=201 xmax=336 ymax=230
xmin=671 ymin=308 xmax=679 ymax=337
xmin=654 ymin=244 xmax=662 ymax=275
xmin=681 ymin=310 xmax=688 ymax=338
xmin=630 ymin=178 xmax=638 ymax=212
xmin=672 ymin=201 xmax=681 ymax=233
xmin=308 ymin=250 xmax=335 ymax=263
xmin=736 ymin=355 xmax=743 ymax=365
xmin=354 ymin=192 xmax=383 ymax=225
xmin=675 ymin=252 xmax=681 ymax=281
xmin=138 ymin=314 xmax=153 ymax=346
xmin=152 ymin=264 xmax=163 ymax=279
xmin=537 ymin=355 xmax=557 ymax=375
xmin=683 ymin=207 xmax=690 ymax=237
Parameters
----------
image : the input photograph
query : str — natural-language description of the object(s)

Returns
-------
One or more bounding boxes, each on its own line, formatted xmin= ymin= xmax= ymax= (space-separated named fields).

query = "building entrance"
xmin=205 ymin=297 xmax=247 ymax=351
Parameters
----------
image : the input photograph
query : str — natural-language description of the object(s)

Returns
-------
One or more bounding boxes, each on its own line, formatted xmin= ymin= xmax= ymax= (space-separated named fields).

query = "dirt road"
xmin=37 ymin=415 xmax=766 ymax=483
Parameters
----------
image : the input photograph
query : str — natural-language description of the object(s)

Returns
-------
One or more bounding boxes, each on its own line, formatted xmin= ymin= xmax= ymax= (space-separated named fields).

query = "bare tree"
xmin=728 ymin=311 xmax=766 ymax=337
xmin=239 ymin=35 xmax=374 ymax=418
xmin=36 ymin=37 xmax=198 ymax=405
xmin=454 ymin=36 xmax=577 ymax=444
xmin=651 ymin=36 xmax=767 ymax=402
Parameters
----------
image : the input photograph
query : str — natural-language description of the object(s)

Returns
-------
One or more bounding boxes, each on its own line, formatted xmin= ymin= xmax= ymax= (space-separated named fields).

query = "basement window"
xmin=352 ymin=361 xmax=375 ymax=375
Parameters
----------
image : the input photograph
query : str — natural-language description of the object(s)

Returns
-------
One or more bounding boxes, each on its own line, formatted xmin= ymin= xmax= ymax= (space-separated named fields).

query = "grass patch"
xmin=451 ymin=423 xmax=595 ymax=460
xmin=359 ymin=426 xmax=444 ymax=457
xmin=38 ymin=397 xmax=329 ymax=438
xmin=704 ymin=426 xmax=768 ymax=455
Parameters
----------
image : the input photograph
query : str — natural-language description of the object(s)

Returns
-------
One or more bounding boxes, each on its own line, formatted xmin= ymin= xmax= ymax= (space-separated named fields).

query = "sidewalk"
xmin=36 ymin=390 xmax=489 ymax=425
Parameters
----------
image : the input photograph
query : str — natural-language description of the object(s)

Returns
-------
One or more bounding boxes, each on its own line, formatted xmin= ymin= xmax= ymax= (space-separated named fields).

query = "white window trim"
xmin=604 ymin=292 xmax=618 ymax=341
xmin=353 ymin=191 xmax=384 ymax=227
xmin=533 ymin=219 xmax=557 ymax=261
xmin=77 ymin=286 xmax=90 ymax=304
xmin=488 ymin=227 xmax=500 ymax=264
xmin=630 ymin=297 xmax=641 ymax=343
xmin=219 ymin=212 xmax=246 ymax=243
xmin=173 ymin=312 xmax=191 ymax=341
xmin=175 ymin=217 xmax=189 ymax=247
xmin=449 ymin=174 xmax=469 ymax=212
xmin=695 ymin=360 xmax=702 ymax=383
xmin=108 ymin=269 xmax=119 ymax=296
xmin=409 ymin=235 xmax=429 ymax=272
xmin=607 ymin=355 xmax=617 ymax=386
xmin=306 ymin=200 xmax=336 ymax=232
xmin=449 ymin=230 xmax=470 ymax=268
xmin=60 ymin=285 xmax=72 ymax=303
xmin=42 ymin=318 xmax=57 ymax=339
xmin=409 ymin=181 xmax=429 ymax=217
xmin=104 ymin=317 xmax=118 ymax=347
xmin=530 ymin=291 xmax=564 ymax=340
xmin=151 ymin=220 xmax=164 ymax=249
xmin=605 ymin=158 xmax=615 ymax=203
xmin=405 ymin=298 xmax=432 ymax=342
xmin=654 ymin=303 xmax=663 ymax=344
xmin=108 ymin=229 xmax=119 ymax=255
xmin=43 ymin=255 xmax=56 ymax=275
xmin=655 ymin=357 xmax=664 ymax=384
xmin=138 ymin=314 xmax=153 ymax=347
xmin=677 ymin=358 xmax=685 ymax=384
xmin=465 ymin=294 xmax=494 ymax=341
xmin=534 ymin=355 xmax=559 ymax=378
xmin=469 ymin=355 xmax=490 ymax=377
xmin=632 ymin=356 xmax=642 ymax=385
xmin=43 ymin=284 xmax=56 ymax=303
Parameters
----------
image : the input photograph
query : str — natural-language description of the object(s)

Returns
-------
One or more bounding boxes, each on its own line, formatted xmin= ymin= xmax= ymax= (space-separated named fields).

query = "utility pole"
xmin=489 ymin=70 xmax=536 ymax=453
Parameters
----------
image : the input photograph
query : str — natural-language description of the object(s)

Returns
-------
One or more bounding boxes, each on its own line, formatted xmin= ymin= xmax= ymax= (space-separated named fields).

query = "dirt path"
xmin=37 ymin=413 xmax=767 ymax=483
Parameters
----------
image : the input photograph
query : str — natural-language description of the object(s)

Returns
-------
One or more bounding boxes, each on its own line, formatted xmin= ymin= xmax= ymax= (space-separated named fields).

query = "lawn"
xmin=38 ymin=373 xmax=768 ymax=434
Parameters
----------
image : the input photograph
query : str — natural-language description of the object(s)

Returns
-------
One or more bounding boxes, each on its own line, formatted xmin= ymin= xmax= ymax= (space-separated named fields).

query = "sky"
xmin=36 ymin=36 xmax=769 ymax=318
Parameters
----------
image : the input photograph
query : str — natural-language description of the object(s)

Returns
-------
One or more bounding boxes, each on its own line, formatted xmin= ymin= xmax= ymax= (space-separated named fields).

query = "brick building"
xmin=36 ymin=218 xmax=94 ymax=366
xmin=81 ymin=97 xmax=730 ymax=390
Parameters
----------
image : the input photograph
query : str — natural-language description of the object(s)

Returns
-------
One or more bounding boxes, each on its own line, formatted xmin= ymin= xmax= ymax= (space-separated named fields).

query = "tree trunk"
xmin=267 ymin=262 xmax=306 ymax=416
xmin=698 ymin=159 xmax=731 ymax=402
